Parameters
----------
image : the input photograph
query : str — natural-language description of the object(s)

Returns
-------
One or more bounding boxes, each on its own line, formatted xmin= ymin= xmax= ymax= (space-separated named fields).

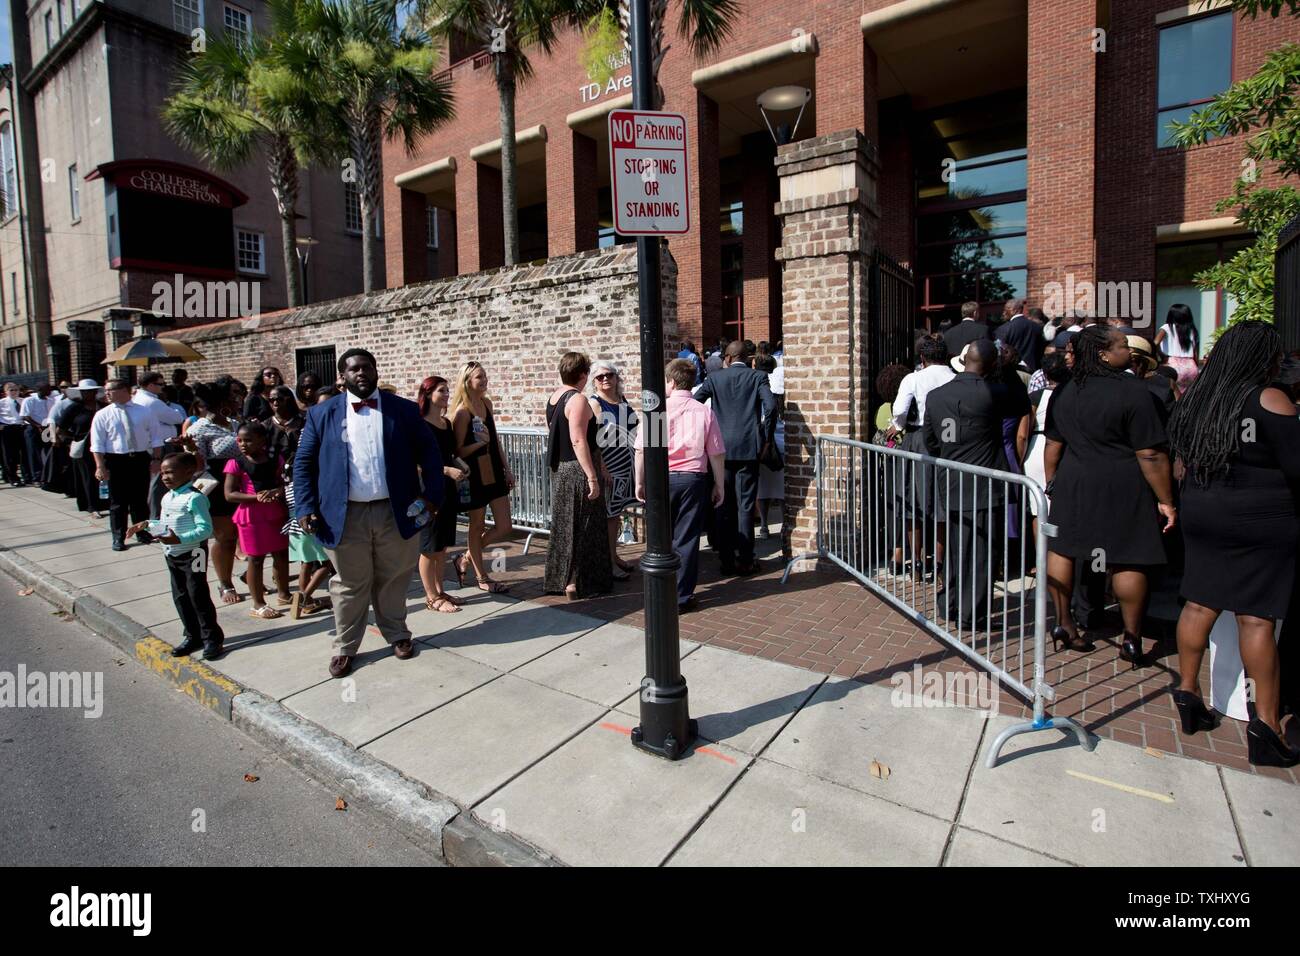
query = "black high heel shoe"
xmin=1118 ymin=632 xmax=1146 ymax=669
xmin=1172 ymin=689 xmax=1218 ymax=735
xmin=1246 ymin=718 xmax=1300 ymax=768
xmin=1051 ymin=625 xmax=1095 ymax=653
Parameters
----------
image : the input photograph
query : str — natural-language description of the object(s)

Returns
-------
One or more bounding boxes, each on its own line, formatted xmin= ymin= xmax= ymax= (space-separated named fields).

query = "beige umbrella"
xmin=102 ymin=335 xmax=206 ymax=367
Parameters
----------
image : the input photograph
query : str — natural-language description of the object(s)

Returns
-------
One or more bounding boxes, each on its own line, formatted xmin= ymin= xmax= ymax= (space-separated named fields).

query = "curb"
xmin=0 ymin=544 xmax=558 ymax=867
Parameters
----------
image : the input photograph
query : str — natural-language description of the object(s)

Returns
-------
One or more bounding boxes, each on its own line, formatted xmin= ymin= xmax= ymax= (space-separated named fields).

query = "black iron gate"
xmin=868 ymin=250 xmax=917 ymax=411
xmin=295 ymin=345 xmax=338 ymax=386
xmin=1276 ymin=214 xmax=1300 ymax=354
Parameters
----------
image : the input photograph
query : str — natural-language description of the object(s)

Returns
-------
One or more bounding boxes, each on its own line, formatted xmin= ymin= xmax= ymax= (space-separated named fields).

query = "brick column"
xmin=741 ymin=132 xmax=778 ymax=345
xmin=106 ymin=316 xmax=137 ymax=385
xmin=547 ymin=128 xmax=599 ymax=257
xmin=666 ymin=90 xmax=720 ymax=348
xmin=66 ymin=320 xmax=106 ymax=384
xmin=398 ymin=187 xmax=429 ymax=284
xmin=1026 ymin=0 xmax=1096 ymax=305
xmin=816 ymin=22 xmax=876 ymax=145
xmin=454 ymin=162 xmax=481 ymax=275
xmin=774 ymin=130 xmax=880 ymax=562
xmin=475 ymin=163 xmax=505 ymax=271
xmin=46 ymin=334 xmax=70 ymax=385
xmin=436 ymin=207 xmax=458 ymax=279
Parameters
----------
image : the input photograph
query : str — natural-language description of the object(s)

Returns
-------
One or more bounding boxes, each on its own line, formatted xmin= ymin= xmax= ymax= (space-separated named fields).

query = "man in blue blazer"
xmin=294 ymin=348 xmax=442 ymax=678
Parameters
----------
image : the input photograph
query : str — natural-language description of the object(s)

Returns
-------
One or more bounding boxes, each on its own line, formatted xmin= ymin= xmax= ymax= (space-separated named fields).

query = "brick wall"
xmin=774 ymin=130 xmax=879 ymax=560
xmin=170 ymin=246 xmax=678 ymax=429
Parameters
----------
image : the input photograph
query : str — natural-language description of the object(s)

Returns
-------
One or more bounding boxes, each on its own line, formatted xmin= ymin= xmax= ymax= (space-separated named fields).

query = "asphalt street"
xmin=0 ymin=576 xmax=440 ymax=866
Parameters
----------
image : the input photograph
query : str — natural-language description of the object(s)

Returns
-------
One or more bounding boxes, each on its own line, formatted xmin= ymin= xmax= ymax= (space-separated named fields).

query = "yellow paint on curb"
xmin=1065 ymin=769 xmax=1176 ymax=804
xmin=133 ymin=636 xmax=241 ymax=713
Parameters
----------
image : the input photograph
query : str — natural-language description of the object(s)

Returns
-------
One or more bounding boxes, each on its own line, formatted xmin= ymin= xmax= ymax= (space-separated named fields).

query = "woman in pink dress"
xmin=1154 ymin=303 xmax=1201 ymax=391
xmin=223 ymin=422 xmax=291 ymax=619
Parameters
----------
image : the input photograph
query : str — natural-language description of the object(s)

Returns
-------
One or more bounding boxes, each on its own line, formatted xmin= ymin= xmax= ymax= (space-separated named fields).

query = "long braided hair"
xmin=1167 ymin=320 xmax=1282 ymax=485
xmin=1071 ymin=325 xmax=1121 ymax=386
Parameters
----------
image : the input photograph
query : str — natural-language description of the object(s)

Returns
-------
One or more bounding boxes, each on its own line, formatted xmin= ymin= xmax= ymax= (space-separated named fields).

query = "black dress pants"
xmin=0 ymin=424 xmax=25 ymax=484
xmin=940 ymin=505 xmax=1000 ymax=628
xmin=717 ymin=460 xmax=760 ymax=569
xmin=166 ymin=544 xmax=224 ymax=647
xmin=669 ymin=471 xmax=710 ymax=606
xmin=105 ymin=452 xmax=152 ymax=544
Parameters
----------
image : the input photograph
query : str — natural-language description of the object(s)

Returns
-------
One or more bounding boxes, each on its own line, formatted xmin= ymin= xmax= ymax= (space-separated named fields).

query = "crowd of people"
xmin=872 ymin=298 xmax=1300 ymax=769
xmin=4 ymin=301 xmax=1296 ymax=769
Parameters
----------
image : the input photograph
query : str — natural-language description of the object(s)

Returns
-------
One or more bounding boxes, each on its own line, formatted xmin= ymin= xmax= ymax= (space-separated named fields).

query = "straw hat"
xmin=1126 ymin=335 xmax=1158 ymax=372
xmin=65 ymin=378 xmax=104 ymax=399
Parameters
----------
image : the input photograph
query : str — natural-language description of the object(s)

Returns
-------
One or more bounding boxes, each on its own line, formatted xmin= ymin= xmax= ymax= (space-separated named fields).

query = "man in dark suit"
xmin=294 ymin=348 xmax=442 ymax=678
xmin=923 ymin=340 xmax=1018 ymax=628
xmin=943 ymin=300 xmax=992 ymax=360
xmin=693 ymin=341 xmax=776 ymax=575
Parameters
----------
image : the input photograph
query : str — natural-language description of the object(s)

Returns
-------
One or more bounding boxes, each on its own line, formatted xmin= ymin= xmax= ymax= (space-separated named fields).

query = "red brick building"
xmin=384 ymin=0 xmax=1299 ymax=352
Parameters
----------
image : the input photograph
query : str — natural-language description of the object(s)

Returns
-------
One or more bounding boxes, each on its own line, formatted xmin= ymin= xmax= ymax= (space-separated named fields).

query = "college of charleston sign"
xmin=87 ymin=160 xmax=249 ymax=278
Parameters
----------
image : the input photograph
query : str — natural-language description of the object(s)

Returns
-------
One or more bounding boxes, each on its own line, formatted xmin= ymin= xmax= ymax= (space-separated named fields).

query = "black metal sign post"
xmin=628 ymin=0 xmax=695 ymax=760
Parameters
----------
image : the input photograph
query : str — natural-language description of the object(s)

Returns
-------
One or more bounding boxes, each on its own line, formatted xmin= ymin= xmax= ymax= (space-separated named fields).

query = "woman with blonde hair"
xmin=450 ymin=362 xmax=515 ymax=593
xmin=588 ymin=360 xmax=638 ymax=579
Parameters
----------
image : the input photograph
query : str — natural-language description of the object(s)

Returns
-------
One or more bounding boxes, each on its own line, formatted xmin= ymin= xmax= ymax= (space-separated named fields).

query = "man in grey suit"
xmin=693 ymin=341 xmax=776 ymax=575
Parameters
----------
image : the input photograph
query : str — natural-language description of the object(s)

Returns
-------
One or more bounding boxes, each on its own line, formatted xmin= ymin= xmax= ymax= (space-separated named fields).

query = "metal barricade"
xmin=483 ymin=426 xmax=643 ymax=553
xmin=783 ymin=434 xmax=1094 ymax=768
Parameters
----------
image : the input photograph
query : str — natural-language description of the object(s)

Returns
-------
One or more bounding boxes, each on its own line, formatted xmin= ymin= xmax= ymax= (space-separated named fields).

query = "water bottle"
xmin=458 ymin=476 xmax=471 ymax=508
xmin=406 ymin=499 xmax=431 ymax=528
xmin=98 ymin=480 xmax=109 ymax=500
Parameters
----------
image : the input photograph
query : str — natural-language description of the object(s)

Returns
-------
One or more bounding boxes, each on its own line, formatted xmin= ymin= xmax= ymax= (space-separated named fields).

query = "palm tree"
xmin=417 ymin=1 xmax=592 ymax=267
xmin=163 ymin=12 xmax=331 ymax=307
xmin=611 ymin=0 xmax=739 ymax=109
xmin=285 ymin=0 xmax=455 ymax=291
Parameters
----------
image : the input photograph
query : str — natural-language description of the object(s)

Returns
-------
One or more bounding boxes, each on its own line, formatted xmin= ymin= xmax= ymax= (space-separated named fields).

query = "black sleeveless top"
xmin=546 ymin=390 xmax=598 ymax=470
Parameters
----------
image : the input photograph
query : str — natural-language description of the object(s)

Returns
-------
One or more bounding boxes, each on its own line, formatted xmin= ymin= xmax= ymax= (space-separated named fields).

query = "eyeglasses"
xmin=594 ymin=373 xmax=616 ymax=381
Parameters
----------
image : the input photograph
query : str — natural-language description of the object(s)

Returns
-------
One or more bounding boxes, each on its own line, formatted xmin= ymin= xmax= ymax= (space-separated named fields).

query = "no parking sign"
xmin=608 ymin=109 xmax=690 ymax=236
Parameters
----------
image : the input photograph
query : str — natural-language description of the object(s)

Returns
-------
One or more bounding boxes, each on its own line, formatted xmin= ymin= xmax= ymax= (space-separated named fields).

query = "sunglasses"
xmin=594 ymin=373 xmax=616 ymax=381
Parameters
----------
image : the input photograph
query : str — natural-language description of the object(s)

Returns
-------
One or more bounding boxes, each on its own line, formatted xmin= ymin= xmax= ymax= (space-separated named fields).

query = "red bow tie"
xmin=352 ymin=398 xmax=378 ymax=412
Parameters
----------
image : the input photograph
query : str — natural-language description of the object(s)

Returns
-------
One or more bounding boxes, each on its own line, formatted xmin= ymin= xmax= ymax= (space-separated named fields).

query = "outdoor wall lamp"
xmin=757 ymin=85 xmax=812 ymax=145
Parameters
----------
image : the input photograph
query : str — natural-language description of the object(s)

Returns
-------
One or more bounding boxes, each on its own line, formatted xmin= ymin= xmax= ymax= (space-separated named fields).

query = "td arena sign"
xmin=608 ymin=110 xmax=690 ymax=236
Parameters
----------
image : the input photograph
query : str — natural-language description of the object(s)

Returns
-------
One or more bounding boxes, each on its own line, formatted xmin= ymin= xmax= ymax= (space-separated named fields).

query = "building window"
xmin=296 ymin=345 xmax=337 ymax=385
xmin=427 ymin=204 xmax=438 ymax=249
xmin=57 ymin=0 xmax=65 ymax=34
xmin=68 ymin=163 xmax=80 ymax=222
xmin=0 ymin=122 xmax=16 ymax=222
xmin=44 ymin=11 xmax=54 ymax=50
xmin=1157 ymin=12 xmax=1233 ymax=148
xmin=914 ymin=93 xmax=1029 ymax=326
xmin=1155 ymin=236 xmax=1253 ymax=347
xmin=223 ymin=4 xmax=252 ymax=49
xmin=344 ymin=181 xmax=382 ymax=238
xmin=235 ymin=229 xmax=266 ymax=274
xmin=9 ymin=273 xmax=18 ymax=316
xmin=5 ymin=347 xmax=28 ymax=375
xmin=71 ymin=0 xmax=79 ymax=17
xmin=174 ymin=0 xmax=203 ymax=35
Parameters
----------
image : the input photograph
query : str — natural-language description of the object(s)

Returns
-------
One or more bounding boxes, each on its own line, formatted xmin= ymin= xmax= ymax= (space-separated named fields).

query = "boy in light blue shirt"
xmin=128 ymin=452 xmax=225 ymax=660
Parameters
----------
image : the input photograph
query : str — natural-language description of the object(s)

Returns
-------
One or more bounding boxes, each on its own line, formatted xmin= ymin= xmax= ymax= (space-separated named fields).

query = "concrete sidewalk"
xmin=1 ymin=485 xmax=1295 ymax=866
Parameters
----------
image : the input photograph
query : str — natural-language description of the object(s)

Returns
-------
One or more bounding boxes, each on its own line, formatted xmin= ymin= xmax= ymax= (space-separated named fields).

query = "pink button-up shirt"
xmin=638 ymin=389 xmax=724 ymax=473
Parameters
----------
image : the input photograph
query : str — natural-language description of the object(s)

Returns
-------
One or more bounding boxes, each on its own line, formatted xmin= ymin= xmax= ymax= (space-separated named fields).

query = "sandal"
xmin=477 ymin=579 xmax=510 ymax=594
xmin=275 ymin=594 xmax=294 ymax=607
xmin=249 ymin=604 xmax=282 ymax=620
xmin=219 ymin=587 xmax=243 ymax=606
xmin=425 ymin=596 xmax=461 ymax=613
xmin=452 ymin=553 xmax=468 ymax=588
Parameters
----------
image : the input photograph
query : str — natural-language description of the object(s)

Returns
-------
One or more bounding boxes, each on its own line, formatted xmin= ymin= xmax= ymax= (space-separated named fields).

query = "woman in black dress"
xmin=263 ymin=386 xmax=305 ymax=464
xmin=415 ymin=376 xmax=470 ymax=613
xmin=450 ymin=362 xmax=515 ymax=593
xmin=1043 ymin=326 xmax=1177 ymax=665
xmin=1167 ymin=321 xmax=1300 ymax=767
xmin=544 ymin=352 xmax=612 ymax=600
xmin=56 ymin=381 xmax=107 ymax=517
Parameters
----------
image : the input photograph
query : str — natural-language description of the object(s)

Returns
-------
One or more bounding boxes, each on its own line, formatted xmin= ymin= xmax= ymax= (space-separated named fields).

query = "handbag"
xmin=69 ymin=438 xmax=87 ymax=460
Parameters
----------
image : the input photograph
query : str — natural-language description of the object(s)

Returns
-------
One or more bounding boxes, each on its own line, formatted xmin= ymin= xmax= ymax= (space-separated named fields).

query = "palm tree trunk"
xmin=497 ymin=60 xmax=519 ymax=267
xmin=352 ymin=116 xmax=382 ymax=292
xmin=267 ymin=136 xmax=302 ymax=308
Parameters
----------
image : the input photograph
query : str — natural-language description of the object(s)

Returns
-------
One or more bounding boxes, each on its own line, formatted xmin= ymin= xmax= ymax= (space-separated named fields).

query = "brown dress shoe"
xmin=392 ymin=639 xmax=415 ymax=660
xmin=328 ymin=655 xmax=353 ymax=678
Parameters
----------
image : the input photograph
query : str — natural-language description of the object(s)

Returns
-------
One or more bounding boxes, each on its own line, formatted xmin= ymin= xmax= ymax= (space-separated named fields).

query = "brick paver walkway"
xmin=483 ymin=530 xmax=1298 ymax=785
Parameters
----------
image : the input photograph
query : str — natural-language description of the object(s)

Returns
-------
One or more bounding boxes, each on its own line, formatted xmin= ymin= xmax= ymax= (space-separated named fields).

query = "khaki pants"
xmin=326 ymin=499 xmax=420 ymax=657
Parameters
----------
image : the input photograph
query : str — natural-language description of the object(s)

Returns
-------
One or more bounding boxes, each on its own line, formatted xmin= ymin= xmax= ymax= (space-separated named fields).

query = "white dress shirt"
xmin=892 ymin=363 xmax=956 ymax=430
xmin=90 ymin=401 xmax=163 ymax=455
xmin=20 ymin=394 xmax=54 ymax=426
xmin=344 ymin=390 xmax=388 ymax=502
xmin=0 ymin=397 xmax=23 ymax=425
xmin=133 ymin=388 xmax=186 ymax=438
